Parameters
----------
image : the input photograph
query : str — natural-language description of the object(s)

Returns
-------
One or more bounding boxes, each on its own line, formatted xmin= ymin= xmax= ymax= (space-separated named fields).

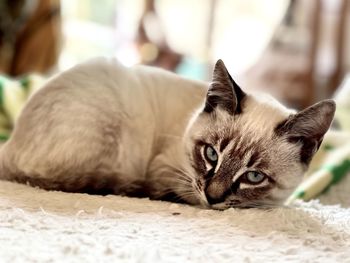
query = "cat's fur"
xmin=0 ymin=58 xmax=335 ymax=209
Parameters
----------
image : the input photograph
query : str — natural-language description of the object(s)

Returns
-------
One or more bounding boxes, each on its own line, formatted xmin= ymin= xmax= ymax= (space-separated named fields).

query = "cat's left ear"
xmin=204 ymin=59 xmax=246 ymax=115
xmin=275 ymin=100 xmax=336 ymax=164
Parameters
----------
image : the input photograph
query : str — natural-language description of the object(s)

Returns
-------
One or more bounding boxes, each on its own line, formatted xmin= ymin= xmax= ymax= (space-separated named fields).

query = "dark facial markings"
xmin=236 ymin=185 xmax=274 ymax=203
xmin=190 ymin=141 xmax=206 ymax=176
xmin=219 ymin=137 xmax=231 ymax=152
xmin=191 ymin=130 xmax=274 ymax=206
xmin=247 ymin=151 xmax=260 ymax=168
xmin=226 ymin=134 xmax=266 ymax=171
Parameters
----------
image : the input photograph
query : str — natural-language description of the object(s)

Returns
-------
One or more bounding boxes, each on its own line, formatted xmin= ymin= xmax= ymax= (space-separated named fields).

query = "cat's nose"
xmin=205 ymin=181 xmax=228 ymax=205
xmin=205 ymin=178 xmax=239 ymax=205
xmin=206 ymin=194 xmax=226 ymax=205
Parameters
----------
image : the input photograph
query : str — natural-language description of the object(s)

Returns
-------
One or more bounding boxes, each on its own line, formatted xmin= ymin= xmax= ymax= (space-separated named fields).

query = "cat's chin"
xmin=180 ymin=194 xmax=204 ymax=207
xmin=207 ymin=199 xmax=286 ymax=210
xmin=172 ymin=189 xmax=210 ymax=209
xmin=209 ymin=203 xmax=256 ymax=210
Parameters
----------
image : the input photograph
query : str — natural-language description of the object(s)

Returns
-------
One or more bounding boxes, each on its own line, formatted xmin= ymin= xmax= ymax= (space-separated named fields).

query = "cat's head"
xmin=183 ymin=59 xmax=335 ymax=209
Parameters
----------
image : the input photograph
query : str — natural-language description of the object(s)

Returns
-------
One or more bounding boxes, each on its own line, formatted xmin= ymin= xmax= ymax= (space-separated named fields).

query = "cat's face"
xmin=182 ymin=60 xmax=335 ymax=209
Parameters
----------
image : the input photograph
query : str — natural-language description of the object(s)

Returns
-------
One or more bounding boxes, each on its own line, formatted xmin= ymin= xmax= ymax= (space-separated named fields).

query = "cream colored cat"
xmin=0 ymin=58 xmax=335 ymax=209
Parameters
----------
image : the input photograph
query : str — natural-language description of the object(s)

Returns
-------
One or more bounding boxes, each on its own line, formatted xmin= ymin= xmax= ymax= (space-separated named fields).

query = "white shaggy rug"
xmin=1 ymin=177 xmax=350 ymax=263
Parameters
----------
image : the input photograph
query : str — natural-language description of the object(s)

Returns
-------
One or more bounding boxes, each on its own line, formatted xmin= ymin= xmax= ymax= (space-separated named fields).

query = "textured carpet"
xmin=0 ymin=178 xmax=350 ymax=263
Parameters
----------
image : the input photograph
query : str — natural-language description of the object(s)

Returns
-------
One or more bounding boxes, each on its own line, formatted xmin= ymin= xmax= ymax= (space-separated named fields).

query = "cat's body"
xmin=0 ymin=58 xmax=335 ymax=209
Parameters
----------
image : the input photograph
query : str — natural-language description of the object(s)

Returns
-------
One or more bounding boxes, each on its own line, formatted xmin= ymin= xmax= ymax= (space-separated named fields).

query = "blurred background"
xmin=0 ymin=0 xmax=349 ymax=109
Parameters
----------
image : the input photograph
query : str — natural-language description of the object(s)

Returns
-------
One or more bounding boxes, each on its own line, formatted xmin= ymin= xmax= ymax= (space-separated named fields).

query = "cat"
xmin=0 ymin=58 xmax=335 ymax=209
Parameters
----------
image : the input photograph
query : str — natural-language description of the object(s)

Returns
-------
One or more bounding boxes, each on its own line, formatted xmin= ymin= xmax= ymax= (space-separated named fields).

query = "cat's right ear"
xmin=204 ymin=59 xmax=246 ymax=115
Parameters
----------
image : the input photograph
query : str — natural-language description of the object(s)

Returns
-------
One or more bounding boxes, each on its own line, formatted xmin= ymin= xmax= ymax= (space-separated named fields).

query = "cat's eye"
xmin=204 ymin=145 xmax=218 ymax=163
xmin=242 ymin=171 xmax=266 ymax=185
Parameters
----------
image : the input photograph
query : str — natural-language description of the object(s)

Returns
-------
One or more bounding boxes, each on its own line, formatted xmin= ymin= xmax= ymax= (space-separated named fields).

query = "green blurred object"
xmin=0 ymin=74 xmax=45 ymax=141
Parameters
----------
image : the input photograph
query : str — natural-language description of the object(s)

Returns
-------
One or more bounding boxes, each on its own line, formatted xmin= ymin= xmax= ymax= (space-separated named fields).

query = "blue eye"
xmin=245 ymin=171 xmax=265 ymax=184
xmin=205 ymin=145 xmax=218 ymax=163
